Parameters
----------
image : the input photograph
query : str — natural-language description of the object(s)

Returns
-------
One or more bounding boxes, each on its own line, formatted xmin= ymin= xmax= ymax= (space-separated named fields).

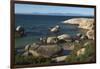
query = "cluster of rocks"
xmin=21 ymin=33 xmax=87 ymax=62
xmin=46 ymin=34 xmax=71 ymax=44
xmin=22 ymin=42 xmax=74 ymax=62
xmin=39 ymin=33 xmax=88 ymax=45
xmin=61 ymin=18 xmax=95 ymax=58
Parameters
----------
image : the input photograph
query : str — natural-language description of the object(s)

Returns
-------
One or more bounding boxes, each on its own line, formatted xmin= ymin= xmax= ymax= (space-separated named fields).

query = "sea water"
xmin=15 ymin=14 xmax=92 ymax=48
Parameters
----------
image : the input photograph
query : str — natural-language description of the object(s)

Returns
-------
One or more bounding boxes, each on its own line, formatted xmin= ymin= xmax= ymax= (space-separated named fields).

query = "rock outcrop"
xmin=62 ymin=18 xmax=94 ymax=30
xmin=62 ymin=18 xmax=95 ymax=40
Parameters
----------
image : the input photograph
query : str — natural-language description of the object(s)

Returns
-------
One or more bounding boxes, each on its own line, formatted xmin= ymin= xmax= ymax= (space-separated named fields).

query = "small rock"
xmin=84 ymin=42 xmax=90 ymax=46
xmin=86 ymin=30 xmax=94 ymax=40
xmin=80 ymin=35 xmax=88 ymax=40
xmin=52 ymin=56 xmax=68 ymax=62
xmin=77 ymin=48 xmax=86 ymax=56
xmin=22 ymin=51 xmax=29 ymax=56
xmin=57 ymin=34 xmax=71 ymax=41
xmin=29 ymin=50 xmax=40 ymax=57
xmin=24 ymin=44 xmax=31 ymax=51
xmin=47 ymin=37 xmax=57 ymax=44
xmin=76 ymin=33 xmax=82 ymax=37
xmin=75 ymin=40 xmax=80 ymax=43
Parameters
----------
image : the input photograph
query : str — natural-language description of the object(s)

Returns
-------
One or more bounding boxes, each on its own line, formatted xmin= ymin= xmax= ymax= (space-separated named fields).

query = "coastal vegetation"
xmin=65 ymin=40 xmax=95 ymax=63
xmin=15 ymin=54 xmax=52 ymax=65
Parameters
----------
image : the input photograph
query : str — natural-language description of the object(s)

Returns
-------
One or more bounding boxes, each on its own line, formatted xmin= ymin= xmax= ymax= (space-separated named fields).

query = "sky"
xmin=15 ymin=3 xmax=94 ymax=16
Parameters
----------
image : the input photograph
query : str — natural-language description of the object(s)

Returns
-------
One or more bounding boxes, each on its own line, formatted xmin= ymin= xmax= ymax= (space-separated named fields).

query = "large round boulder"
xmin=24 ymin=43 xmax=63 ymax=58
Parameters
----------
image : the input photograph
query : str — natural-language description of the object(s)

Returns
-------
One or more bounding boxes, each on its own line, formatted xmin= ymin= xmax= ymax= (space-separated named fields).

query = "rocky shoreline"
xmin=15 ymin=18 xmax=95 ymax=64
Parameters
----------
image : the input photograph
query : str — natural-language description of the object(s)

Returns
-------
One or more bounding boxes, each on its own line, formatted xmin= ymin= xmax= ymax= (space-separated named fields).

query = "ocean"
xmin=15 ymin=14 xmax=92 ymax=48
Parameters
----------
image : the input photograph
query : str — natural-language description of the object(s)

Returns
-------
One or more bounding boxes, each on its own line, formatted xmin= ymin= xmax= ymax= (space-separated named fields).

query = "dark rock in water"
xmin=15 ymin=26 xmax=25 ymax=37
xmin=15 ymin=31 xmax=26 ymax=37
xmin=76 ymin=33 xmax=82 ymax=37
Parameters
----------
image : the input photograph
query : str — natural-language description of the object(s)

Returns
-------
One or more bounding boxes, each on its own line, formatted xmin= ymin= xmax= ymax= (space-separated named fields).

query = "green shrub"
xmin=15 ymin=54 xmax=51 ymax=65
